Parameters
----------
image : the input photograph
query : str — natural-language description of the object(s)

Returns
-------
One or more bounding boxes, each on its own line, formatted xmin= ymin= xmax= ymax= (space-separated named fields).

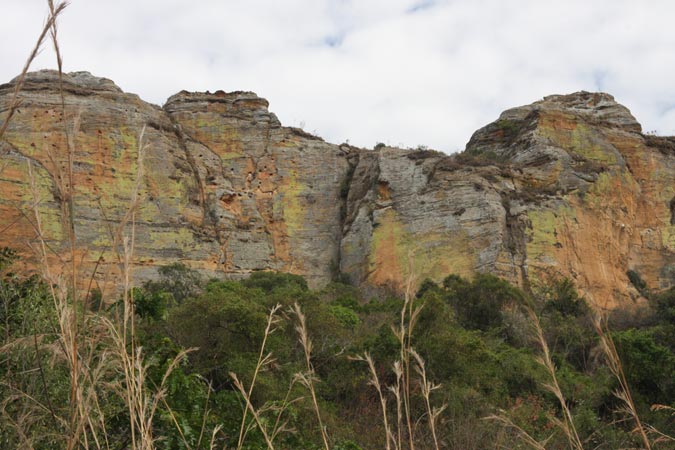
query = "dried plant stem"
xmin=594 ymin=316 xmax=652 ymax=450
xmin=395 ymin=252 xmax=422 ymax=450
xmin=529 ymin=309 xmax=584 ymax=450
xmin=0 ymin=2 xmax=68 ymax=142
xmin=353 ymin=352 xmax=392 ymax=450
xmin=27 ymin=157 xmax=110 ymax=449
xmin=390 ymin=361 xmax=404 ymax=450
xmin=119 ymin=127 xmax=148 ymax=449
xmin=292 ymin=303 xmax=330 ymax=450
xmin=195 ymin=385 xmax=213 ymax=449
xmin=411 ymin=350 xmax=445 ymax=450
xmin=270 ymin=378 xmax=303 ymax=443
xmin=47 ymin=0 xmax=74 ymax=298
xmin=650 ymin=404 xmax=675 ymax=444
xmin=26 ymin=4 xmax=84 ymax=446
xmin=63 ymin=113 xmax=82 ymax=450
xmin=236 ymin=304 xmax=282 ymax=450
xmin=485 ymin=413 xmax=548 ymax=450
xmin=4 ymin=3 xmax=201 ymax=449
xmin=230 ymin=373 xmax=276 ymax=450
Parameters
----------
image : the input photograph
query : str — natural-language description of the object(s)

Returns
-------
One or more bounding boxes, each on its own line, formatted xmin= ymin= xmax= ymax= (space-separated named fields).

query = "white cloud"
xmin=1 ymin=0 xmax=674 ymax=152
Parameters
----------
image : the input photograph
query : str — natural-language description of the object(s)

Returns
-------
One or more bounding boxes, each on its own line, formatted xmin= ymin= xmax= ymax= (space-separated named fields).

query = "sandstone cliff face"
xmin=0 ymin=71 xmax=349 ymax=292
xmin=163 ymin=89 xmax=349 ymax=286
xmin=463 ymin=92 xmax=675 ymax=308
xmin=1 ymin=71 xmax=674 ymax=308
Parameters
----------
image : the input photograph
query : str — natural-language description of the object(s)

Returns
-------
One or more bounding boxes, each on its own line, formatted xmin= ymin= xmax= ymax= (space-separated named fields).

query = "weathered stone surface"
xmin=1 ymin=73 xmax=674 ymax=309
xmin=0 ymin=70 xmax=197 ymax=293
xmin=0 ymin=70 xmax=350 ymax=292
xmin=463 ymin=91 xmax=675 ymax=308
xmin=163 ymin=89 xmax=350 ymax=287
xmin=340 ymin=147 xmax=508 ymax=292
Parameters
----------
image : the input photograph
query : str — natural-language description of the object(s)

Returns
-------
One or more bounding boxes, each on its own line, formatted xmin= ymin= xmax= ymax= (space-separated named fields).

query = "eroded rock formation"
xmin=1 ymin=70 xmax=674 ymax=308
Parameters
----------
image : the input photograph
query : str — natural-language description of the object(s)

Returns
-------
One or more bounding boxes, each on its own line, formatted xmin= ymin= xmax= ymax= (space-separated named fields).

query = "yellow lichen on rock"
xmin=368 ymin=208 xmax=475 ymax=290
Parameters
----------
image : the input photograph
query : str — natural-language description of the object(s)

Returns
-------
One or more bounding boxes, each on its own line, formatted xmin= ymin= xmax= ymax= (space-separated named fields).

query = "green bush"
xmin=144 ymin=262 xmax=203 ymax=304
xmin=627 ymin=269 xmax=649 ymax=297
xmin=542 ymin=277 xmax=589 ymax=317
xmin=613 ymin=328 xmax=675 ymax=404
xmin=242 ymin=271 xmax=308 ymax=292
xmin=441 ymin=273 xmax=526 ymax=331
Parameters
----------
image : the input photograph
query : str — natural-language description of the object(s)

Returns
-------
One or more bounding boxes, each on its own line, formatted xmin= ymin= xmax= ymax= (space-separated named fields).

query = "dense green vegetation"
xmin=1 ymin=253 xmax=674 ymax=449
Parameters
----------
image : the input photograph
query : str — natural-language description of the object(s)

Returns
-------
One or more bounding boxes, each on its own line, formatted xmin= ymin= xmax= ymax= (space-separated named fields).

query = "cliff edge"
xmin=2 ymin=71 xmax=674 ymax=308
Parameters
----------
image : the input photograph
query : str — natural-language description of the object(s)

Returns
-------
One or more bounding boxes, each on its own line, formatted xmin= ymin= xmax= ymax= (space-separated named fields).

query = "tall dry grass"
xmin=351 ymin=352 xmax=393 ymax=450
xmin=229 ymin=303 xmax=285 ymax=450
xmin=353 ymin=257 xmax=447 ymax=450
xmin=0 ymin=2 xmax=67 ymax=142
xmin=227 ymin=302 xmax=343 ymax=450
xmin=529 ymin=309 xmax=584 ymax=450
xmin=1 ymin=3 xmax=201 ymax=449
xmin=490 ymin=305 xmax=674 ymax=450
xmin=593 ymin=315 xmax=653 ymax=450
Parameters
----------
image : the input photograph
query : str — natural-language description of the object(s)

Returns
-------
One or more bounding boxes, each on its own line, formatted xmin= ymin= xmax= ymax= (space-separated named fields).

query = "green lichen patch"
xmin=180 ymin=114 xmax=243 ymax=160
xmin=526 ymin=206 xmax=575 ymax=264
xmin=539 ymin=115 xmax=618 ymax=165
xmin=274 ymin=169 xmax=305 ymax=239
xmin=148 ymin=227 xmax=195 ymax=250
xmin=661 ymin=226 xmax=675 ymax=251
xmin=582 ymin=170 xmax=637 ymax=210
xmin=369 ymin=209 xmax=475 ymax=288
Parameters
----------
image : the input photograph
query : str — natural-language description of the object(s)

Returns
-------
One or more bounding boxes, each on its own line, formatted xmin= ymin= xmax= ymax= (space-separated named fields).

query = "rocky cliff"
xmin=1 ymin=70 xmax=674 ymax=308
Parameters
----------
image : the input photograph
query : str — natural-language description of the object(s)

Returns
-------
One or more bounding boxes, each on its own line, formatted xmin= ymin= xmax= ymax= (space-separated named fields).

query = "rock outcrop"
xmin=1 ymin=71 xmax=674 ymax=308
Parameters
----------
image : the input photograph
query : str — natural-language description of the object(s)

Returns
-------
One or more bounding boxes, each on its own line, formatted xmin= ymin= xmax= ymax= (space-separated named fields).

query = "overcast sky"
xmin=2 ymin=0 xmax=674 ymax=153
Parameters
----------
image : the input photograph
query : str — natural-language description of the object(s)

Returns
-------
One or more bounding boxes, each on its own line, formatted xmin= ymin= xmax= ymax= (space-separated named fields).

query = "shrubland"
xmin=2 ymin=256 xmax=674 ymax=449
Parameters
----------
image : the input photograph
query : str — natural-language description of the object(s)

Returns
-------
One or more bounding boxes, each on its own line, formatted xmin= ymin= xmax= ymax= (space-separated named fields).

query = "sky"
xmin=2 ymin=0 xmax=675 ymax=153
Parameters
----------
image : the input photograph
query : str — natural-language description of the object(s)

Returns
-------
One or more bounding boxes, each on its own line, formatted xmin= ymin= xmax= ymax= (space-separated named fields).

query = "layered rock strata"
xmin=1 ymin=71 xmax=674 ymax=308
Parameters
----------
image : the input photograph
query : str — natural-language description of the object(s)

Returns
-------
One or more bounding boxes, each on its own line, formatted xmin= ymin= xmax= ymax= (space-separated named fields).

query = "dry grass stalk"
xmin=21 ymin=122 xmax=148 ymax=449
xmin=19 ymin=5 xmax=87 ymax=445
xmin=209 ymin=424 xmax=224 ymax=450
xmin=27 ymin=119 xmax=165 ymax=449
xmin=269 ymin=378 xmax=303 ymax=443
xmin=528 ymin=308 xmax=585 ymax=450
xmin=392 ymin=252 xmax=423 ymax=450
xmin=108 ymin=125 xmax=184 ymax=450
xmin=390 ymin=360 xmax=404 ymax=450
xmin=46 ymin=0 xmax=75 ymax=314
xmin=230 ymin=372 xmax=276 ymax=450
xmin=0 ymin=1 xmax=68 ymax=142
xmin=27 ymin=156 xmax=101 ymax=449
xmin=484 ymin=412 xmax=549 ymax=450
xmin=593 ymin=315 xmax=653 ymax=450
xmin=352 ymin=352 xmax=393 ymax=450
xmin=195 ymin=385 xmax=214 ymax=449
xmin=1 ymin=407 xmax=38 ymax=450
xmin=650 ymin=403 xmax=675 ymax=442
xmin=645 ymin=424 xmax=675 ymax=446
xmin=355 ymin=253 xmax=447 ymax=450
xmin=410 ymin=350 xmax=445 ymax=450
xmin=235 ymin=303 xmax=283 ymax=450
xmin=3 ymin=3 xmax=209 ymax=449
xmin=109 ymin=320 xmax=193 ymax=450
xmin=228 ymin=303 xmax=303 ymax=450
xmin=292 ymin=302 xmax=331 ymax=450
